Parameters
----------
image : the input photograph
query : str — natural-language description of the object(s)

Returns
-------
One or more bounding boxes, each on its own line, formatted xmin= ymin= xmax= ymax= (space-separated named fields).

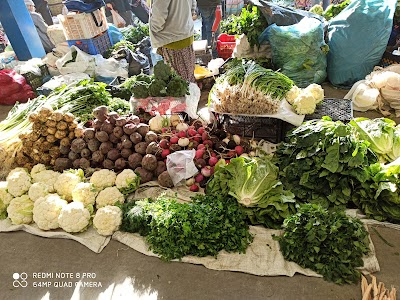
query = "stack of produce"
xmin=206 ymin=157 xmax=296 ymax=228
xmin=16 ymin=107 xmax=83 ymax=170
xmin=210 ymin=60 xmax=294 ymax=115
xmin=119 ymin=194 xmax=253 ymax=260
xmin=285 ymin=83 xmax=325 ymax=115
xmin=120 ymin=23 xmax=149 ymax=44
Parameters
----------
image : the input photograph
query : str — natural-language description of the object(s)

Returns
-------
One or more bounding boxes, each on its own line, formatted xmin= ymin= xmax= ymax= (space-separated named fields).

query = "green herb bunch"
xmin=275 ymin=204 xmax=370 ymax=284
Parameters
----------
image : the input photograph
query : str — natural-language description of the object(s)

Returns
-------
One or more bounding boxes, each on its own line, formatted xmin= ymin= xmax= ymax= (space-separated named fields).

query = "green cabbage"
xmin=206 ymin=157 xmax=296 ymax=228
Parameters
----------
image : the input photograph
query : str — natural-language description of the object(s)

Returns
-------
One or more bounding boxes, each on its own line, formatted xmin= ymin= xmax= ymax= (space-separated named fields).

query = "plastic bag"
xmin=55 ymin=46 xmax=95 ymax=76
xmin=107 ymin=23 xmax=124 ymax=45
xmin=111 ymin=9 xmax=126 ymax=28
xmin=233 ymin=34 xmax=272 ymax=59
xmin=262 ymin=17 xmax=327 ymax=87
xmin=185 ymin=82 xmax=201 ymax=119
xmin=0 ymin=70 xmax=35 ymax=105
xmin=166 ymin=150 xmax=198 ymax=186
xmin=344 ymin=80 xmax=380 ymax=112
xmin=94 ymin=55 xmax=128 ymax=81
xmin=110 ymin=47 xmax=150 ymax=76
xmin=327 ymin=0 xmax=397 ymax=88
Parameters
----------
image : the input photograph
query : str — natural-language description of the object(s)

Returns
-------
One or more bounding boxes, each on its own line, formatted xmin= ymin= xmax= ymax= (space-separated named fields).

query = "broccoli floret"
xmin=166 ymin=77 xmax=189 ymax=97
xmin=153 ymin=61 xmax=172 ymax=82
xmin=148 ymin=79 xmax=167 ymax=97
xmin=136 ymin=73 xmax=153 ymax=84
xmin=131 ymin=81 xmax=150 ymax=99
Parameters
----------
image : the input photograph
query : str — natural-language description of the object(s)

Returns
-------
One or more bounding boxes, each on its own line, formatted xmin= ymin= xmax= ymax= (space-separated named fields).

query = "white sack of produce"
xmin=233 ymin=34 xmax=272 ymax=59
xmin=345 ymin=81 xmax=380 ymax=112
xmin=94 ymin=55 xmax=128 ymax=79
xmin=166 ymin=150 xmax=198 ymax=186
xmin=56 ymin=46 xmax=95 ymax=76
xmin=47 ymin=24 xmax=67 ymax=45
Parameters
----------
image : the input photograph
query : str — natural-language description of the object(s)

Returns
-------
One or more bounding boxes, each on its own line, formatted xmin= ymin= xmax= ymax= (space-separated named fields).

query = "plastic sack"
xmin=166 ymin=150 xmax=198 ymax=186
xmin=262 ymin=17 xmax=327 ymax=87
xmin=344 ymin=80 xmax=380 ymax=112
xmin=107 ymin=23 xmax=124 ymax=45
xmin=327 ymin=0 xmax=397 ymax=88
xmin=233 ymin=34 xmax=272 ymax=59
xmin=0 ymin=51 xmax=18 ymax=70
xmin=94 ymin=55 xmax=128 ymax=81
xmin=185 ymin=82 xmax=201 ymax=119
xmin=110 ymin=47 xmax=150 ymax=76
xmin=0 ymin=70 xmax=35 ymax=105
xmin=55 ymin=46 xmax=95 ymax=76
xmin=111 ymin=9 xmax=126 ymax=28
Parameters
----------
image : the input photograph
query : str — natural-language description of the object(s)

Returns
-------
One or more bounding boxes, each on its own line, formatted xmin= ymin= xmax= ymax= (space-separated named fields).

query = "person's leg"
xmin=198 ymin=7 xmax=216 ymax=47
xmin=160 ymin=45 xmax=196 ymax=83
xmin=36 ymin=3 xmax=53 ymax=25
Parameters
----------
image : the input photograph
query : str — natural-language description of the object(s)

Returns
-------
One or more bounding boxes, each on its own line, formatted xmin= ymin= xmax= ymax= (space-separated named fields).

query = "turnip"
xmin=208 ymin=156 xmax=218 ymax=167
xmin=201 ymin=166 xmax=212 ymax=177
xmin=176 ymin=123 xmax=189 ymax=132
xmin=178 ymin=137 xmax=190 ymax=147
xmin=159 ymin=139 xmax=169 ymax=149
xmin=161 ymin=149 xmax=170 ymax=158
xmin=190 ymin=184 xmax=199 ymax=192
xmin=235 ymin=145 xmax=244 ymax=155
xmin=170 ymin=136 xmax=179 ymax=144
xmin=186 ymin=177 xmax=195 ymax=186
xmin=195 ymin=173 xmax=204 ymax=183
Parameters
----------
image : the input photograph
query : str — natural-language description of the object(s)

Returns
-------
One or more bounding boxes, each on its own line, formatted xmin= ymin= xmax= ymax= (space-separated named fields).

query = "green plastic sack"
xmin=262 ymin=17 xmax=327 ymax=87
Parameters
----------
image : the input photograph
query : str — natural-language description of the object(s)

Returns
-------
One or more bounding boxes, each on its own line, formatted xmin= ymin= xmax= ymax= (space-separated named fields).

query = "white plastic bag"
xmin=111 ymin=9 xmax=126 ymax=28
xmin=94 ymin=55 xmax=128 ymax=79
xmin=345 ymin=80 xmax=380 ymax=112
xmin=55 ymin=46 xmax=95 ymax=76
xmin=185 ymin=82 xmax=201 ymax=119
xmin=166 ymin=150 xmax=198 ymax=186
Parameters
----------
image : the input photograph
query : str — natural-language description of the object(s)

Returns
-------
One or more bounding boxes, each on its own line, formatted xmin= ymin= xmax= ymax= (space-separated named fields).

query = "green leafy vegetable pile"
xmin=206 ymin=157 xmax=296 ymax=229
xmin=119 ymin=194 xmax=253 ymax=261
xmin=120 ymin=23 xmax=149 ymax=44
xmin=275 ymin=204 xmax=370 ymax=284
xmin=119 ymin=61 xmax=189 ymax=99
xmin=354 ymin=159 xmax=400 ymax=223
xmin=276 ymin=117 xmax=377 ymax=208
xmin=103 ymin=40 xmax=136 ymax=58
xmin=323 ymin=0 xmax=351 ymax=20
xmin=350 ymin=117 xmax=400 ymax=163
xmin=107 ymin=97 xmax=131 ymax=116
xmin=220 ymin=5 xmax=268 ymax=48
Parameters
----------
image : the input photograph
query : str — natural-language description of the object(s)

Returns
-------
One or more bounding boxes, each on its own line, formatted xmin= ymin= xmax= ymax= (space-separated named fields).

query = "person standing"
xmin=105 ymin=0 xmax=133 ymax=26
xmin=150 ymin=0 xmax=197 ymax=83
xmin=32 ymin=0 xmax=53 ymax=25
xmin=197 ymin=0 xmax=220 ymax=48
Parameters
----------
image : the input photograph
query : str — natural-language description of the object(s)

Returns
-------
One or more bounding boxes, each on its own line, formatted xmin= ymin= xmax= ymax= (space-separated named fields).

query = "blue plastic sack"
xmin=327 ymin=0 xmax=397 ymax=88
xmin=107 ymin=23 xmax=124 ymax=45
xmin=261 ymin=17 xmax=327 ymax=87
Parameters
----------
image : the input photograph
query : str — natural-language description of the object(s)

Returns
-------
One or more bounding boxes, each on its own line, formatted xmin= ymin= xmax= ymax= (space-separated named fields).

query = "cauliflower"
xmin=33 ymin=194 xmax=68 ymax=230
xmin=7 ymin=195 xmax=34 ymax=225
xmin=96 ymin=186 xmax=125 ymax=208
xmin=304 ymin=83 xmax=324 ymax=104
xmin=285 ymin=85 xmax=301 ymax=104
xmin=93 ymin=206 xmax=122 ymax=236
xmin=28 ymin=182 xmax=50 ymax=202
xmin=32 ymin=170 xmax=61 ymax=193
xmin=54 ymin=169 xmax=84 ymax=201
xmin=58 ymin=202 xmax=91 ymax=233
xmin=72 ymin=182 xmax=98 ymax=207
xmin=115 ymin=169 xmax=140 ymax=195
xmin=0 ymin=198 xmax=6 ymax=219
xmin=6 ymin=168 xmax=32 ymax=197
xmin=31 ymin=164 xmax=47 ymax=176
xmin=293 ymin=91 xmax=317 ymax=115
xmin=90 ymin=169 xmax=117 ymax=190
xmin=0 ymin=181 xmax=13 ymax=205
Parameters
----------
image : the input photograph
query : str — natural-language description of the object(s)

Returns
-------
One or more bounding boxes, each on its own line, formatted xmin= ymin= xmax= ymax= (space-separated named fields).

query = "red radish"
xmin=203 ymin=140 xmax=213 ymax=148
xmin=194 ymin=134 xmax=201 ymax=142
xmin=195 ymin=149 xmax=205 ymax=159
xmin=159 ymin=139 xmax=169 ymax=149
xmin=211 ymin=152 xmax=217 ymax=157
xmin=178 ymin=131 xmax=187 ymax=138
xmin=188 ymin=125 xmax=196 ymax=131
xmin=227 ymin=150 xmax=236 ymax=157
xmin=171 ymin=130 xmax=176 ymax=134
xmin=210 ymin=166 xmax=215 ymax=175
xmin=197 ymin=144 xmax=206 ymax=150
xmin=161 ymin=149 xmax=170 ymax=158
xmin=188 ymin=128 xmax=197 ymax=137
xmin=225 ymin=159 xmax=230 ymax=164
xmin=190 ymin=184 xmax=199 ymax=192
xmin=197 ymin=127 xmax=205 ymax=135
xmin=170 ymin=136 xmax=179 ymax=144
xmin=201 ymin=166 xmax=212 ymax=177
xmin=162 ymin=128 xmax=168 ymax=133
xmin=209 ymin=156 xmax=218 ymax=166
xmin=235 ymin=145 xmax=244 ymax=155
xmin=195 ymin=173 xmax=204 ymax=183
xmin=201 ymin=132 xmax=208 ymax=141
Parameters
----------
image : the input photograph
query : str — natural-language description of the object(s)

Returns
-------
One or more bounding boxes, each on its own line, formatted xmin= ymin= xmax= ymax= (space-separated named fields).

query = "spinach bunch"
xmin=275 ymin=204 xmax=370 ymax=284
xmin=276 ymin=117 xmax=377 ymax=208
xmin=120 ymin=23 xmax=149 ymax=44
xmin=119 ymin=194 xmax=253 ymax=261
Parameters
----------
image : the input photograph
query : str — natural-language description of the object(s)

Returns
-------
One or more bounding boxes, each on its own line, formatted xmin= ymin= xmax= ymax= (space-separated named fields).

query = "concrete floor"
xmin=0 ymin=84 xmax=399 ymax=300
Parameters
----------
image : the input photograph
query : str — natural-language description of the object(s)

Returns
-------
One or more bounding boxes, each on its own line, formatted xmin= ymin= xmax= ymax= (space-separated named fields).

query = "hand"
xmin=106 ymin=3 xmax=113 ymax=9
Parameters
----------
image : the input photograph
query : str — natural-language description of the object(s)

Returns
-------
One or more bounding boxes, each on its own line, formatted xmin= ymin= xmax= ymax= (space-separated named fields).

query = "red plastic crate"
xmin=217 ymin=34 xmax=236 ymax=60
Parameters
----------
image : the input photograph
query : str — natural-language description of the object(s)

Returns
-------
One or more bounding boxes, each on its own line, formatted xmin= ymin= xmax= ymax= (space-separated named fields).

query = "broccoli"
xmin=153 ymin=61 xmax=172 ymax=82
xmin=136 ymin=73 xmax=153 ymax=84
xmin=148 ymin=79 xmax=167 ymax=97
xmin=131 ymin=81 xmax=150 ymax=99
xmin=166 ymin=76 xmax=189 ymax=97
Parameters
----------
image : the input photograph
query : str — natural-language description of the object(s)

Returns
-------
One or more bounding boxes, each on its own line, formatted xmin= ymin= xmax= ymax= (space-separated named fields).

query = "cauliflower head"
xmin=115 ymin=169 xmax=140 ymax=195
xmin=55 ymin=170 xmax=84 ymax=201
xmin=0 ymin=198 xmax=6 ymax=219
xmin=58 ymin=202 xmax=91 ymax=233
xmin=293 ymin=91 xmax=317 ymax=115
xmin=6 ymin=168 xmax=32 ymax=197
xmin=28 ymin=182 xmax=50 ymax=202
xmin=32 ymin=170 xmax=61 ymax=193
xmin=90 ymin=169 xmax=117 ymax=190
xmin=285 ymin=86 xmax=301 ymax=105
xmin=7 ymin=195 xmax=34 ymax=225
xmin=304 ymin=83 xmax=324 ymax=104
xmin=33 ymin=194 xmax=68 ymax=230
xmin=31 ymin=164 xmax=47 ymax=176
xmin=93 ymin=206 xmax=122 ymax=236
xmin=96 ymin=186 xmax=125 ymax=208
xmin=72 ymin=182 xmax=98 ymax=207
xmin=0 ymin=181 xmax=13 ymax=205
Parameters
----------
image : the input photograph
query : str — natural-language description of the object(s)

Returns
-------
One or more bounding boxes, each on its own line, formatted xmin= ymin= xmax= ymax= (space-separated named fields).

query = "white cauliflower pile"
xmin=28 ymin=182 xmax=50 ymax=202
xmin=7 ymin=195 xmax=34 ymax=225
xmin=33 ymin=194 xmax=68 ymax=230
xmin=90 ymin=169 xmax=117 ymax=190
xmin=115 ymin=169 xmax=140 ymax=195
xmin=55 ymin=169 xmax=84 ymax=201
xmin=72 ymin=182 xmax=98 ymax=207
xmin=286 ymin=83 xmax=324 ymax=115
xmin=31 ymin=164 xmax=61 ymax=193
xmin=6 ymin=168 xmax=32 ymax=197
xmin=96 ymin=186 xmax=125 ymax=208
xmin=0 ymin=181 xmax=13 ymax=206
xmin=58 ymin=202 xmax=91 ymax=233
xmin=93 ymin=206 xmax=122 ymax=236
